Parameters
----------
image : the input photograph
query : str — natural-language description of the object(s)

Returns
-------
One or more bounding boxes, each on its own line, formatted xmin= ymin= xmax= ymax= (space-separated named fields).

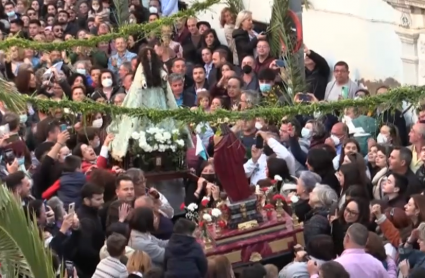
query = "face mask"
xmin=149 ymin=6 xmax=158 ymax=13
xmin=263 ymin=145 xmax=274 ymax=156
xmin=17 ymin=157 xmax=25 ymax=166
xmin=92 ymin=118 xmax=103 ymax=128
xmin=377 ymin=133 xmax=388 ymax=144
xmin=301 ymin=127 xmax=311 ymax=139
xmin=101 ymin=78 xmax=113 ymax=87
xmin=259 ymin=83 xmax=272 ymax=93
xmin=254 ymin=122 xmax=263 ymax=130
xmin=6 ymin=11 xmax=15 ymax=17
xmin=201 ymin=173 xmax=216 ymax=183
xmin=331 ymin=135 xmax=340 ymax=146
xmin=242 ymin=65 xmax=252 ymax=74
xmin=52 ymin=59 xmax=63 ymax=65
xmin=20 ymin=114 xmax=28 ymax=123
xmin=92 ymin=5 xmax=100 ymax=10
xmin=76 ymin=69 xmax=86 ymax=75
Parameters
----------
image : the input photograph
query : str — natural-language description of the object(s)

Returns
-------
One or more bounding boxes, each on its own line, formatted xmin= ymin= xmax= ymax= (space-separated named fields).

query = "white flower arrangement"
xmin=187 ymin=203 xmax=198 ymax=211
xmin=211 ymin=208 xmax=222 ymax=218
xmin=274 ymin=175 xmax=283 ymax=181
xmin=202 ymin=213 xmax=212 ymax=222
xmin=131 ymin=127 xmax=185 ymax=153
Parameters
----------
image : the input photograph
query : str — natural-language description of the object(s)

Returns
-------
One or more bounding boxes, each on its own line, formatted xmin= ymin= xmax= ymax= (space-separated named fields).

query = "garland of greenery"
xmin=22 ymin=86 xmax=425 ymax=124
xmin=0 ymin=0 xmax=219 ymax=51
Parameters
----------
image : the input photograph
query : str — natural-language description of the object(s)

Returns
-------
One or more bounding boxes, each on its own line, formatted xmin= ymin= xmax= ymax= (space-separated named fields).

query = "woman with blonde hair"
xmin=206 ymin=255 xmax=234 ymax=278
xmin=232 ymin=10 xmax=266 ymax=63
xmin=220 ymin=7 xmax=238 ymax=65
xmin=127 ymin=250 xmax=152 ymax=277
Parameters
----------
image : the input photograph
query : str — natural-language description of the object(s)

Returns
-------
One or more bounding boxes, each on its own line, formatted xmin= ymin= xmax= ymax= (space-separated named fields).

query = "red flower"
xmin=199 ymin=221 xmax=205 ymax=228
xmin=260 ymin=187 xmax=269 ymax=192
xmin=180 ymin=203 xmax=185 ymax=210
xmin=272 ymin=194 xmax=285 ymax=201
xmin=266 ymin=210 xmax=273 ymax=218
xmin=271 ymin=179 xmax=277 ymax=184
xmin=201 ymin=198 xmax=210 ymax=207
xmin=264 ymin=204 xmax=275 ymax=210
xmin=218 ymin=220 xmax=226 ymax=228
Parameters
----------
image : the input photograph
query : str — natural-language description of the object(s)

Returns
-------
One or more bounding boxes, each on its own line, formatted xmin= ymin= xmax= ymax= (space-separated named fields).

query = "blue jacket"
xmin=164 ymin=234 xmax=207 ymax=278
xmin=58 ymin=172 xmax=86 ymax=209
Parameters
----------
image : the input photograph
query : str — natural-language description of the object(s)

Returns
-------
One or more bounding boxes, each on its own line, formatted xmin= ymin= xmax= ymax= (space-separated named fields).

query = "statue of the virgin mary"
xmin=107 ymin=47 xmax=192 ymax=161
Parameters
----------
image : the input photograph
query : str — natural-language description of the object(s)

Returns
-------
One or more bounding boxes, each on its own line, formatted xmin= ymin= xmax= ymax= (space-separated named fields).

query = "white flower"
xmin=187 ymin=203 xmax=198 ymax=211
xmin=170 ymin=145 xmax=176 ymax=152
xmin=172 ymin=129 xmax=179 ymax=134
xmin=131 ymin=132 xmax=140 ymax=140
xmin=274 ymin=175 xmax=282 ymax=181
xmin=176 ymin=139 xmax=185 ymax=147
xmin=202 ymin=213 xmax=212 ymax=222
xmin=153 ymin=144 xmax=159 ymax=151
xmin=211 ymin=208 xmax=222 ymax=218
xmin=144 ymin=145 xmax=153 ymax=153
xmin=290 ymin=195 xmax=300 ymax=203
xmin=163 ymin=131 xmax=171 ymax=140
xmin=154 ymin=133 xmax=165 ymax=143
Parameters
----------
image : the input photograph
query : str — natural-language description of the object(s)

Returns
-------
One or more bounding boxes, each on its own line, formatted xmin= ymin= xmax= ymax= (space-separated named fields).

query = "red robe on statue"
xmin=214 ymin=125 xmax=251 ymax=202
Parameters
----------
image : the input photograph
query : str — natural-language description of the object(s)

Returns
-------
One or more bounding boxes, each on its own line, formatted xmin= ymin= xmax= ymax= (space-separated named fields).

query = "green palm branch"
xmin=269 ymin=0 xmax=306 ymax=103
xmin=0 ymin=185 xmax=58 ymax=278
xmin=112 ymin=0 xmax=130 ymax=26
xmin=223 ymin=0 xmax=245 ymax=15
xmin=0 ymin=79 xmax=27 ymax=114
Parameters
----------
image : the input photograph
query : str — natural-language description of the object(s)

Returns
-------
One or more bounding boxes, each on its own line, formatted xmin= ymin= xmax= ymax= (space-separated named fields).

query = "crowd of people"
xmin=1 ymin=0 xmax=425 ymax=277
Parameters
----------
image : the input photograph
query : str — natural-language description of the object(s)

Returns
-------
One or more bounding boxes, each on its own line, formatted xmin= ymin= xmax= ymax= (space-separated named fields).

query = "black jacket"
xmin=74 ymin=205 xmax=105 ymax=278
xmin=164 ymin=234 xmax=208 ymax=278
xmin=303 ymin=207 xmax=330 ymax=246
xmin=305 ymin=50 xmax=330 ymax=100
xmin=232 ymin=29 xmax=258 ymax=65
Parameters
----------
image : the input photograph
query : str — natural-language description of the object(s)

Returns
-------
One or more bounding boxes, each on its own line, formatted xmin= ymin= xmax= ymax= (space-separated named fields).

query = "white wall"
xmin=193 ymin=0 xmax=405 ymax=85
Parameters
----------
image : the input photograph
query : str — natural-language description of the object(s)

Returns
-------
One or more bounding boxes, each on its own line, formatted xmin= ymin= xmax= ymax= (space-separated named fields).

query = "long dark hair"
xmin=137 ymin=47 xmax=163 ymax=88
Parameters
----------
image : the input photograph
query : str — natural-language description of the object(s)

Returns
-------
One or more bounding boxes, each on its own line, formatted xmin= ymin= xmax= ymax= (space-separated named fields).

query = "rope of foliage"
xmin=0 ymin=0 xmax=219 ymax=51
xmin=22 ymin=86 xmax=425 ymax=124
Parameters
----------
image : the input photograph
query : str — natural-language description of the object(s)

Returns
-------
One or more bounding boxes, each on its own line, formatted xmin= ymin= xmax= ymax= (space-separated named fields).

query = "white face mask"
xmin=76 ymin=68 xmax=86 ymax=75
xmin=92 ymin=140 xmax=100 ymax=148
xmin=301 ymin=127 xmax=311 ymax=139
xmin=92 ymin=118 xmax=103 ymax=128
xmin=377 ymin=133 xmax=388 ymax=144
xmin=101 ymin=78 xmax=112 ymax=87
xmin=331 ymin=135 xmax=340 ymax=146
xmin=254 ymin=122 xmax=263 ymax=130
xmin=149 ymin=6 xmax=158 ymax=13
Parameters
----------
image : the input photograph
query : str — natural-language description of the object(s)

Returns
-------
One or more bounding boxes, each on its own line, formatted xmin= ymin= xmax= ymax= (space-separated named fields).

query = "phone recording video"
xmin=298 ymin=93 xmax=312 ymax=103
xmin=275 ymin=60 xmax=286 ymax=68
xmin=60 ymin=124 xmax=67 ymax=132
xmin=65 ymin=260 xmax=75 ymax=278
xmin=255 ymin=135 xmax=264 ymax=149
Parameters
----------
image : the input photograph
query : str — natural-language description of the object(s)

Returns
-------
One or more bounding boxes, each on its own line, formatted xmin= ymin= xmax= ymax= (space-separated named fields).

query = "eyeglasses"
xmin=345 ymin=207 xmax=359 ymax=216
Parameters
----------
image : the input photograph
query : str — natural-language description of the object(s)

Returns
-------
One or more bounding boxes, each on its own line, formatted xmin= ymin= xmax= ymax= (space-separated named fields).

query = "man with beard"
xmin=57 ymin=10 xmax=78 ymax=36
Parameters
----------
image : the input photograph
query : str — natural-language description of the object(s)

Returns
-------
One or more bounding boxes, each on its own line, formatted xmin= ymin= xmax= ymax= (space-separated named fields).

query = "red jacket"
xmin=42 ymin=155 xmax=108 ymax=200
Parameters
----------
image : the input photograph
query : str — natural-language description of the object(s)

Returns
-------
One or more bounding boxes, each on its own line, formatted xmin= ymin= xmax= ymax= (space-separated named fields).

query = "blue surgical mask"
xmin=20 ymin=114 xmax=28 ymax=123
xmin=6 ymin=11 xmax=15 ymax=17
xmin=259 ymin=83 xmax=272 ymax=93
xmin=301 ymin=127 xmax=311 ymax=139
xmin=17 ymin=157 xmax=25 ymax=166
xmin=76 ymin=69 xmax=86 ymax=75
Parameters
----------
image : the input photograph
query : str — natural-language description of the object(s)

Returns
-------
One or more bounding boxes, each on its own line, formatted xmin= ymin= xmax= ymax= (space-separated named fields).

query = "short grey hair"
xmin=242 ymin=90 xmax=259 ymax=107
xmin=126 ymin=168 xmax=144 ymax=184
xmin=298 ymin=171 xmax=321 ymax=192
xmin=120 ymin=61 xmax=132 ymax=72
xmin=347 ymin=223 xmax=369 ymax=247
xmin=310 ymin=184 xmax=338 ymax=208
xmin=168 ymin=73 xmax=184 ymax=84
xmin=307 ymin=120 xmax=326 ymax=138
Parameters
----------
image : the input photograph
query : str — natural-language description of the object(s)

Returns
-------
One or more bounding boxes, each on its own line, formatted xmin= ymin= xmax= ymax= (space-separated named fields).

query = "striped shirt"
xmin=92 ymin=256 xmax=128 ymax=278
